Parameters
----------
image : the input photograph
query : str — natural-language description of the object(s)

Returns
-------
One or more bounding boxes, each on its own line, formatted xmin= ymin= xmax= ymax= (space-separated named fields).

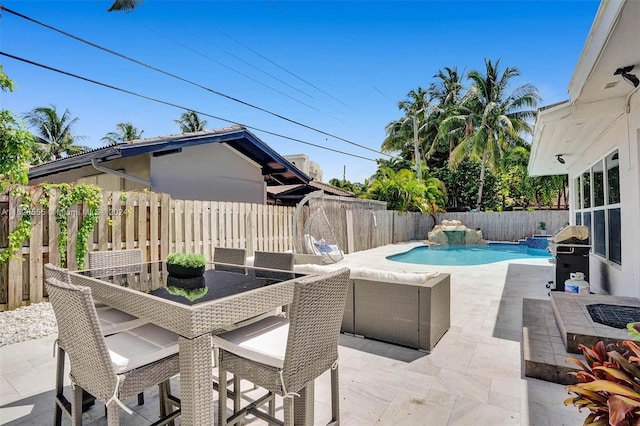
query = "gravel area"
xmin=0 ymin=302 xmax=58 ymax=347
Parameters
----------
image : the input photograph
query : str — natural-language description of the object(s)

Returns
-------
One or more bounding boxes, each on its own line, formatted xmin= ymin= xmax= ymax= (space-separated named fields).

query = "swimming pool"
xmin=387 ymin=243 xmax=551 ymax=266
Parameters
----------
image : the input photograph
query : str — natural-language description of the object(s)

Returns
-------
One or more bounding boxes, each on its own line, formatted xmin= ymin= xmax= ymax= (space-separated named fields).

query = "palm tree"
xmin=174 ymin=110 xmax=207 ymax=133
xmin=107 ymin=0 xmax=143 ymax=12
xmin=451 ymin=59 xmax=540 ymax=210
xmin=382 ymin=88 xmax=439 ymax=176
xmin=102 ymin=122 xmax=144 ymax=144
xmin=428 ymin=67 xmax=467 ymax=162
xmin=24 ymin=105 xmax=88 ymax=162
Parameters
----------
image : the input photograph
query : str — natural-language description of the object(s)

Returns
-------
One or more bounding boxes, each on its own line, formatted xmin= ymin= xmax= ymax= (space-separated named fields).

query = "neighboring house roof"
xmin=267 ymin=180 xmax=355 ymax=202
xmin=528 ymin=0 xmax=640 ymax=177
xmin=28 ymin=125 xmax=310 ymax=186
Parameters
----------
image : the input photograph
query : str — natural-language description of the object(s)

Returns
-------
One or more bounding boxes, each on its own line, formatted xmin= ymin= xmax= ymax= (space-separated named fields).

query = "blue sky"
xmin=1 ymin=0 xmax=600 ymax=183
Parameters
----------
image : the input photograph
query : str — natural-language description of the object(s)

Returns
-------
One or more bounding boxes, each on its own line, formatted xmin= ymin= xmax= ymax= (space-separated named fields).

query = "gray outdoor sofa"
xmin=294 ymin=264 xmax=451 ymax=352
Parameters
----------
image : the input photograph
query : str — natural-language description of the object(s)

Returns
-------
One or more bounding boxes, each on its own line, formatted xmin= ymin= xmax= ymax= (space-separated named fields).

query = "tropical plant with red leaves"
xmin=565 ymin=340 xmax=640 ymax=426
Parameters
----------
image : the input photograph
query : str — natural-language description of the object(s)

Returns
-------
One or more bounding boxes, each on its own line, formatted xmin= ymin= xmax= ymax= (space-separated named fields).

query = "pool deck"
xmin=0 ymin=241 xmax=586 ymax=425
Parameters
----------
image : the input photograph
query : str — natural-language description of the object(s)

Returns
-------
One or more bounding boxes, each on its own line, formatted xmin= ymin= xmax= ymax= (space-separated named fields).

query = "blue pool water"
xmin=387 ymin=243 xmax=551 ymax=266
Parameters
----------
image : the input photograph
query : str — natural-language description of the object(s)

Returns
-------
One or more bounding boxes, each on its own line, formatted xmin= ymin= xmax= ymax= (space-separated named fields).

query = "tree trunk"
xmin=475 ymin=150 xmax=487 ymax=210
xmin=449 ymin=138 xmax=455 ymax=162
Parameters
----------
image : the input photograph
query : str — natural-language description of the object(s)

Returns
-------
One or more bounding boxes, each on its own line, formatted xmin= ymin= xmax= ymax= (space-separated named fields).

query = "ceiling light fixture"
xmin=614 ymin=65 xmax=640 ymax=88
xmin=556 ymin=154 xmax=566 ymax=164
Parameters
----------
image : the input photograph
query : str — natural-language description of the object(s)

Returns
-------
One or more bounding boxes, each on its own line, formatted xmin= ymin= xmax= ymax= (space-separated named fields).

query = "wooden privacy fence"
xmin=437 ymin=211 xmax=570 ymax=241
xmin=1 ymin=186 xmax=568 ymax=310
xmin=0 ymin=188 xmax=296 ymax=310
xmin=315 ymin=196 xmax=432 ymax=252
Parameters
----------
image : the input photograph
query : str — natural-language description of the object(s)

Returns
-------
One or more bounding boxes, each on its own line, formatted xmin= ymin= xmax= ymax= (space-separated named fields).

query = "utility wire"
xmin=168 ymin=0 xmax=355 ymax=112
xmin=97 ymin=0 xmax=313 ymax=99
xmin=1 ymin=5 xmax=382 ymax=156
xmin=133 ymin=20 xmax=318 ymax=111
xmin=0 ymin=51 xmax=377 ymax=162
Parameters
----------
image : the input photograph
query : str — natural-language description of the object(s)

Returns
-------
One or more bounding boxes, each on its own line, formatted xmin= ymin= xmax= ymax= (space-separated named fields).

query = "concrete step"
xmin=550 ymin=292 xmax=636 ymax=353
xmin=522 ymin=298 xmax=580 ymax=385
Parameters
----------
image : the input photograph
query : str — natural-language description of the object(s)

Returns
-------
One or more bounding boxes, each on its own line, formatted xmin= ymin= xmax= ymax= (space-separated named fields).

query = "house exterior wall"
xmin=284 ymin=154 xmax=323 ymax=182
xmin=568 ymin=93 xmax=640 ymax=297
xmin=150 ymin=143 xmax=265 ymax=203
xmin=29 ymin=156 xmax=151 ymax=192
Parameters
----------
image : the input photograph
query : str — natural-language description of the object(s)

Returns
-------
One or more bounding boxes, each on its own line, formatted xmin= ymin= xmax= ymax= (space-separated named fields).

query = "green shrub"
xmin=166 ymin=252 xmax=206 ymax=268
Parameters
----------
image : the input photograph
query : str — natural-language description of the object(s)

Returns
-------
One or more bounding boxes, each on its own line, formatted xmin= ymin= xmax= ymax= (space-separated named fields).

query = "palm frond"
xmin=107 ymin=0 xmax=143 ymax=12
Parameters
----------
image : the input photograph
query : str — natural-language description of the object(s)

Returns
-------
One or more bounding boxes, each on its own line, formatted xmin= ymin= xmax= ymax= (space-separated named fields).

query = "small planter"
xmin=167 ymin=263 xmax=205 ymax=279
xmin=165 ymin=252 xmax=206 ymax=279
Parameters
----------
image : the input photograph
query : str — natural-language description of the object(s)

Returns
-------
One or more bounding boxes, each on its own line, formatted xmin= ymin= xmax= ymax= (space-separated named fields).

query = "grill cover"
xmin=551 ymin=225 xmax=589 ymax=244
xmin=549 ymin=225 xmax=590 ymax=257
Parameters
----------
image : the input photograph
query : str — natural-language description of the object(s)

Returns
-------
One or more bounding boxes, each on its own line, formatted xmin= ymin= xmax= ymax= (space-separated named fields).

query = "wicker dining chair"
xmin=214 ymin=267 xmax=350 ymax=426
xmin=44 ymin=263 xmax=148 ymax=336
xmin=213 ymin=247 xmax=247 ymax=273
xmin=44 ymin=262 xmax=149 ymax=407
xmin=88 ymin=248 xmax=143 ymax=279
xmin=253 ymin=251 xmax=295 ymax=271
xmin=45 ymin=277 xmax=181 ymax=426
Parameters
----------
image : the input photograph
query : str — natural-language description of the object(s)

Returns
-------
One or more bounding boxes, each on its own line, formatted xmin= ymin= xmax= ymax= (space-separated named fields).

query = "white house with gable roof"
xmin=528 ymin=0 xmax=640 ymax=296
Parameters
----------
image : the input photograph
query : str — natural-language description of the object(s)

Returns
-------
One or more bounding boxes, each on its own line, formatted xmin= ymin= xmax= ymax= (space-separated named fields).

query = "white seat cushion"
xmin=349 ymin=268 xmax=440 ymax=284
xmin=98 ymin=307 xmax=149 ymax=335
xmin=212 ymin=315 xmax=289 ymax=369
xmin=105 ymin=324 xmax=179 ymax=374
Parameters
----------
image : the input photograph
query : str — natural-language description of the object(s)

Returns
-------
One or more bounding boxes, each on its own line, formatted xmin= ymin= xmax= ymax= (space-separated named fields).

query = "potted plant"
xmin=166 ymin=252 xmax=206 ymax=279
xmin=538 ymin=221 xmax=547 ymax=235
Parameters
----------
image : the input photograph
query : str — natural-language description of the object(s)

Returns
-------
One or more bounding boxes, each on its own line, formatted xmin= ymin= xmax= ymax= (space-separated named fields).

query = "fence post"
xmin=29 ymin=186 xmax=44 ymax=304
xmin=7 ymin=190 xmax=23 ymax=309
xmin=246 ymin=208 xmax=256 ymax=256
xmin=345 ymin=208 xmax=354 ymax=254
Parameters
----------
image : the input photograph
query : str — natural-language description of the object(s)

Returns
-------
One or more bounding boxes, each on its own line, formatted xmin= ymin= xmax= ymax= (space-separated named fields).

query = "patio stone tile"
xmin=2 ymin=361 xmax=57 ymax=398
xmin=425 ymin=341 xmax=476 ymax=369
xmin=455 ymin=331 xmax=501 ymax=347
xmin=376 ymin=388 xmax=456 ymax=426
xmin=448 ymin=396 xmax=520 ymax=426
xmin=338 ymin=379 xmax=395 ymax=423
xmin=498 ymin=330 xmax=523 ymax=342
xmin=401 ymin=359 xmax=442 ymax=378
xmin=433 ymin=367 xmax=492 ymax=404
xmin=0 ymin=375 xmax=18 ymax=403
xmin=467 ymin=355 xmax=521 ymax=382
xmin=473 ymin=341 xmax=521 ymax=360
xmin=490 ymin=377 xmax=529 ymax=396
xmin=0 ymin=242 xmax=594 ymax=425
xmin=488 ymin=388 xmax=522 ymax=413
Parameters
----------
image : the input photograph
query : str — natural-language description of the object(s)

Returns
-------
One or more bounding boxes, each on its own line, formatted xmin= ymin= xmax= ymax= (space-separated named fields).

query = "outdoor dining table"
xmin=69 ymin=261 xmax=315 ymax=426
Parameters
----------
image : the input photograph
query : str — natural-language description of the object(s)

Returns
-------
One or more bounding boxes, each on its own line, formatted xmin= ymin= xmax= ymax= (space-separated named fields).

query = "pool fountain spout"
xmin=427 ymin=220 xmax=486 ymax=245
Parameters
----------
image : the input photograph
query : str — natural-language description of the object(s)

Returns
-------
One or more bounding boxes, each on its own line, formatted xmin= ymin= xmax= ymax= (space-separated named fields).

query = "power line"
xmin=130 ymin=20 xmax=318 ymax=110
xmin=168 ymin=1 xmax=356 ymax=112
xmin=1 ymin=5 xmax=384 ymax=157
xmin=0 ymin=51 xmax=378 ymax=163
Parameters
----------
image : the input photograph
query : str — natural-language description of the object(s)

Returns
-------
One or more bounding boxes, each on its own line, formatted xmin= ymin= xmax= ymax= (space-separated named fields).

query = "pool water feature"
xmin=387 ymin=243 xmax=551 ymax=266
xmin=443 ymin=230 xmax=467 ymax=245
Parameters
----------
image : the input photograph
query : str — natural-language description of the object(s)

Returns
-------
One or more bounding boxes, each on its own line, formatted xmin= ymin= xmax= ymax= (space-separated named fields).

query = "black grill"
xmin=550 ymin=226 xmax=590 ymax=292
xmin=586 ymin=304 xmax=640 ymax=329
